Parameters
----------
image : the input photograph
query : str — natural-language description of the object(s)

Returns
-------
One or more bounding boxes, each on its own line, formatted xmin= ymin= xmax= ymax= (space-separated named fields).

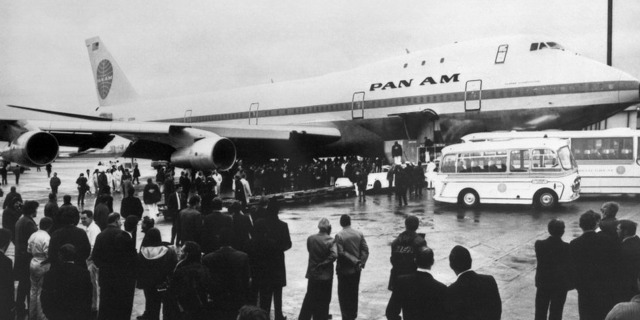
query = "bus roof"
xmin=442 ymin=138 xmax=569 ymax=154
xmin=461 ymin=128 xmax=640 ymax=142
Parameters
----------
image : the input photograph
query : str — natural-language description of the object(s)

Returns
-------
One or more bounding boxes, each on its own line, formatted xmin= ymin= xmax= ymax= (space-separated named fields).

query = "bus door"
xmin=465 ymin=80 xmax=482 ymax=111
xmin=508 ymin=149 xmax=534 ymax=197
xmin=352 ymin=91 xmax=365 ymax=119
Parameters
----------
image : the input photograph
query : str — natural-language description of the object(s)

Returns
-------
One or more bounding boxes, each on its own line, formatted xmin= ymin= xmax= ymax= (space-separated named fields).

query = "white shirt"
xmin=27 ymin=230 xmax=50 ymax=262
xmin=84 ymin=221 xmax=101 ymax=249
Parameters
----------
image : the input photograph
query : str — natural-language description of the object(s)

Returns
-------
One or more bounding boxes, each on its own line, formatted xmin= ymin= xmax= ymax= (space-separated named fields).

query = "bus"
xmin=434 ymin=138 xmax=580 ymax=208
xmin=462 ymin=128 xmax=640 ymax=194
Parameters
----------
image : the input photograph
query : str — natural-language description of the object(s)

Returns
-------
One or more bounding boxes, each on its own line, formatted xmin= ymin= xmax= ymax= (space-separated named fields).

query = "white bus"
xmin=462 ymin=128 xmax=640 ymax=194
xmin=434 ymin=139 xmax=580 ymax=208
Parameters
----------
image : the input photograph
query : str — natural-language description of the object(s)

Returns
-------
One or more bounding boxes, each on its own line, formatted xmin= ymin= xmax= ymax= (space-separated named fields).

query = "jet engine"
xmin=1 ymin=131 xmax=59 ymax=167
xmin=170 ymin=136 xmax=236 ymax=171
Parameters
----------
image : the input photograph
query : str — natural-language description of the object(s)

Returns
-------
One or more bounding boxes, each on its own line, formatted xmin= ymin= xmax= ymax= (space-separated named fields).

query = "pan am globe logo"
xmin=96 ymin=59 xmax=114 ymax=100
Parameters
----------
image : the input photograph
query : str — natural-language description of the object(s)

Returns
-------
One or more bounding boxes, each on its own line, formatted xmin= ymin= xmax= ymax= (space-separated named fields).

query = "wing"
xmin=0 ymin=117 xmax=341 ymax=169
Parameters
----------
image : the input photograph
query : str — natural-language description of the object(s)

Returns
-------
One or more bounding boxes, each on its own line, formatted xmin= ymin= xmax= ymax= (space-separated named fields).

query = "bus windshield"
xmin=558 ymin=146 xmax=575 ymax=170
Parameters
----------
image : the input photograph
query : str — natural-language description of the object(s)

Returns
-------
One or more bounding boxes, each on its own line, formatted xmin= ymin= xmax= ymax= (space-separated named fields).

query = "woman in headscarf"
xmin=136 ymin=228 xmax=177 ymax=320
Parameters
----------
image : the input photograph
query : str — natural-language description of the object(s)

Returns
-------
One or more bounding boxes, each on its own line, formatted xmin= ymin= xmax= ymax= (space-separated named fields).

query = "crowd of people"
xmin=2 ymin=156 xmax=640 ymax=320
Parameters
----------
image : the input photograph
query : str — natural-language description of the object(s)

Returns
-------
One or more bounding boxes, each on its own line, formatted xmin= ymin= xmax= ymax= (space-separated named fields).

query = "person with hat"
xmin=385 ymin=215 xmax=427 ymax=320
xmin=298 ymin=217 xmax=337 ymax=320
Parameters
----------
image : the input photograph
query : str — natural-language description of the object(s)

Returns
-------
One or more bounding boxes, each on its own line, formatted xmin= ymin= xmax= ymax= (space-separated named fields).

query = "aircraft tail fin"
xmin=85 ymin=37 xmax=138 ymax=107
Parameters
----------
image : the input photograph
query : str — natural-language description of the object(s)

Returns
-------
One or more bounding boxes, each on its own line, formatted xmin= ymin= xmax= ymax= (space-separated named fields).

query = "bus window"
xmin=510 ymin=149 xmax=530 ymax=172
xmin=532 ymin=149 xmax=561 ymax=172
xmin=441 ymin=155 xmax=457 ymax=173
xmin=558 ymin=146 xmax=576 ymax=170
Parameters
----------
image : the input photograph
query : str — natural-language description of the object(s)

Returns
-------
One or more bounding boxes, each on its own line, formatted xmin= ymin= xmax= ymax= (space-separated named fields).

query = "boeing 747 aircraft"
xmin=1 ymin=35 xmax=639 ymax=171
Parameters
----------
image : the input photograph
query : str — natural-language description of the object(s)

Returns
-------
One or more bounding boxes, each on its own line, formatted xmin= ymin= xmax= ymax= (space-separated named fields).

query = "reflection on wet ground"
xmin=4 ymin=158 xmax=640 ymax=320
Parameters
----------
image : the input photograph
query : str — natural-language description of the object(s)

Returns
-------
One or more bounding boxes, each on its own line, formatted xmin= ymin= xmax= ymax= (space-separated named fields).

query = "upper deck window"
xmin=530 ymin=41 xmax=565 ymax=51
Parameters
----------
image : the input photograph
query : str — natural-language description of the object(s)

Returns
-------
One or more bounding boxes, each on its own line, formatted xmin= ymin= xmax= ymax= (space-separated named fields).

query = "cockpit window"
xmin=530 ymin=41 xmax=565 ymax=51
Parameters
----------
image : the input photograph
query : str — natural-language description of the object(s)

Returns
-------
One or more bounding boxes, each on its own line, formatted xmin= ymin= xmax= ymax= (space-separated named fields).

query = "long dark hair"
xmin=140 ymin=227 xmax=162 ymax=247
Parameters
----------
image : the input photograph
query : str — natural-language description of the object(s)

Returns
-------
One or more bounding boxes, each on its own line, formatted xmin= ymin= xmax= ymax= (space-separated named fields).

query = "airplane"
xmin=1 ymin=35 xmax=639 ymax=172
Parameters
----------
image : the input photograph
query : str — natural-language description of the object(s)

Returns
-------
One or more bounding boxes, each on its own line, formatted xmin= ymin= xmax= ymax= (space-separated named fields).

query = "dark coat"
xmin=2 ymin=190 xmax=22 ymax=209
xmin=0 ymin=252 xmax=13 ymax=320
xmin=1 ymin=207 xmax=20 ymax=243
xmin=44 ymin=200 xmax=59 ymax=219
xmin=48 ymin=225 xmax=91 ymax=269
xmin=249 ymin=217 xmax=292 ymax=287
xmin=120 ymin=196 xmax=144 ymax=220
xmin=446 ymin=270 xmax=502 ymax=320
xmin=388 ymin=231 xmax=426 ymax=290
xmin=202 ymin=246 xmax=251 ymax=314
xmin=41 ymin=262 xmax=92 ymax=320
xmin=92 ymin=225 xmax=137 ymax=283
xmin=620 ymin=235 xmax=640 ymax=300
xmin=136 ymin=245 xmax=178 ymax=289
xmin=143 ymin=183 xmax=162 ymax=204
xmin=93 ymin=203 xmax=110 ymax=231
xmin=165 ymin=191 xmax=187 ymax=220
xmin=14 ymin=215 xmax=37 ymax=280
xmin=570 ymin=231 xmax=620 ymax=291
xmin=396 ymin=271 xmax=447 ymax=320
xmin=232 ymin=212 xmax=253 ymax=252
xmin=535 ymin=236 xmax=574 ymax=291
xmin=201 ymin=211 xmax=233 ymax=254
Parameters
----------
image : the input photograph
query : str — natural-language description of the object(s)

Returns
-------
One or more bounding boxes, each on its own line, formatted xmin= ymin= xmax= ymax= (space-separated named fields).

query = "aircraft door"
xmin=184 ymin=109 xmax=192 ymax=123
xmin=249 ymin=103 xmax=259 ymax=125
xmin=465 ymin=80 xmax=482 ymax=111
xmin=352 ymin=91 xmax=365 ymax=119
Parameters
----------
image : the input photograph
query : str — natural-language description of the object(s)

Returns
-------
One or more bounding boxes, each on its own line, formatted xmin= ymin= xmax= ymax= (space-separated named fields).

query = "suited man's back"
xmin=397 ymin=271 xmax=446 ymax=320
xmin=446 ymin=271 xmax=502 ymax=320
xmin=535 ymin=236 xmax=573 ymax=291
xmin=202 ymin=246 xmax=250 ymax=314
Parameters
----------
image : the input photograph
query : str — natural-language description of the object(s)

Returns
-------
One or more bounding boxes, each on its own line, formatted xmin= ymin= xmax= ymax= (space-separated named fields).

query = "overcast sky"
xmin=1 ymin=0 xmax=639 ymax=118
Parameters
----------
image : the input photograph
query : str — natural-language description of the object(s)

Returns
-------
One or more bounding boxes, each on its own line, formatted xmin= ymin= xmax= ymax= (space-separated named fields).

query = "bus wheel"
xmin=459 ymin=189 xmax=479 ymax=208
xmin=535 ymin=189 xmax=557 ymax=209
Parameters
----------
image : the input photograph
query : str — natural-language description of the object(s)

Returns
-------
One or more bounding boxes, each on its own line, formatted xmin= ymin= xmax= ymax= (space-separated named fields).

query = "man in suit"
xmin=92 ymin=213 xmax=137 ymax=320
xmin=618 ymin=220 xmax=640 ymax=302
xmin=252 ymin=200 xmax=291 ymax=320
xmin=335 ymin=214 xmax=369 ymax=320
xmin=201 ymin=197 xmax=233 ymax=254
xmin=0 ymin=229 xmax=13 ymax=320
xmin=177 ymin=195 xmax=203 ymax=245
xmin=166 ymin=185 xmax=186 ymax=245
xmin=535 ymin=219 xmax=573 ymax=320
xmin=570 ymin=210 xmax=621 ymax=320
xmin=143 ymin=178 xmax=162 ymax=219
xmin=386 ymin=215 xmax=426 ymax=320
xmin=446 ymin=245 xmax=502 ymax=320
xmin=600 ymin=201 xmax=620 ymax=239
xmin=14 ymin=200 xmax=39 ymax=317
xmin=395 ymin=247 xmax=446 ymax=320
xmin=41 ymin=244 xmax=92 ymax=320
xmin=299 ymin=218 xmax=338 ymax=320
xmin=202 ymin=229 xmax=251 ymax=320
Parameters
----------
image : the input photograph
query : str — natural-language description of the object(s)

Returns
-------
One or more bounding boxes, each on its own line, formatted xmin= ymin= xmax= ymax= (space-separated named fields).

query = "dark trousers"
xmin=16 ymin=276 xmax=30 ymax=311
xmin=51 ymin=186 xmax=58 ymax=195
xmin=78 ymin=190 xmax=86 ymax=206
xmin=259 ymin=285 xmax=285 ymax=320
xmin=143 ymin=287 xmax=162 ymax=320
xmin=299 ymin=279 xmax=332 ymax=320
xmin=338 ymin=272 xmax=361 ymax=320
xmin=385 ymin=290 xmax=402 ymax=320
xmin=535 ymin=288 xmax=567 ymax=320
xmin=395 ymin=187 xmax=407 ymax=206
xmin=98 ymin=276 xmax=135 ymax=320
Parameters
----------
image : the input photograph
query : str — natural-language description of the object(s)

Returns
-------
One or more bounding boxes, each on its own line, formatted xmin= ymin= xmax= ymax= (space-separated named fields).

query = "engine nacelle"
xmin=1 ymin=131 xmax=59 ymax=167
xmin=170 ymin=136 xmax=236 ymax=171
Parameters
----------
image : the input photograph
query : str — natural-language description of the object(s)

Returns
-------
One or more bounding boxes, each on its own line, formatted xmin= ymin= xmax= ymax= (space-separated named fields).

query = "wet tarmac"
xmin=4 ymin=157 xmax=640 ymax=320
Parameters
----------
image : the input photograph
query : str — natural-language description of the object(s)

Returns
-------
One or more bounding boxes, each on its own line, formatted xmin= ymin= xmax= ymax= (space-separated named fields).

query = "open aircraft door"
xmin=184 ymin=109 xmax=192 ymax=123
xmin=465 ymin=80 xmax=482 ymax=111
xmin=249 ymin=102 xmax=259 ymax=125
xmin=352 ymin=91 xmax=365 ymax=119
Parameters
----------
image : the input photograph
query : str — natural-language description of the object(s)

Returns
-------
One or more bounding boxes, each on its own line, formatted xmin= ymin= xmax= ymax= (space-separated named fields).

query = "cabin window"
xmin=530 ymin=43 xmax=539 ymax=51
xmin=403 ymin=63 xmax=408 ymax=68
xmin=440 ymin=58 xmax=445 ymax=63
xmin=421 ymin=60 xmax=426 ymax=66
xmin=539 ymin=42 xmax=548 ymax=50
xmin=495 ymin=44 xmax=508 ymax=64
